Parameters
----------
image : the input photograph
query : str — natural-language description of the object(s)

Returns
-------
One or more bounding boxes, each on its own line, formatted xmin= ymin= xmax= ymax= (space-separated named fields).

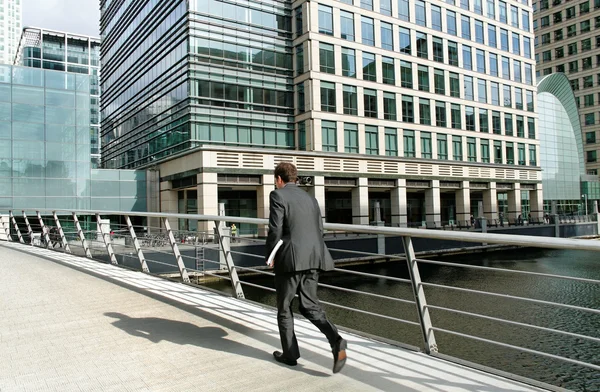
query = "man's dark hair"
xmin=274 ymin=162 xmax=297 ymax=183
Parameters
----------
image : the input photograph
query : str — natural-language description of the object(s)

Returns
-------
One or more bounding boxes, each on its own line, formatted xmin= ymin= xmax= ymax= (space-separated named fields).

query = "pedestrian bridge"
xmin=0 ymin=241 xmax=548 ymax=392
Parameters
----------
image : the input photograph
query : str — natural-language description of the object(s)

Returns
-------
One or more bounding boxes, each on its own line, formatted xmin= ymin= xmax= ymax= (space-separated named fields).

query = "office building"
xmin=14 ymin=27 xmax=102 ymax=167
xmin=533 ymin=0 xmax=600 ymax=177
xmin=0 ymin=64 xmax=146 ymax=212
xmin=101 ymin=0 xmax=540 ymax=233
xmin=0 ymin=0 xmax=21 ymax=65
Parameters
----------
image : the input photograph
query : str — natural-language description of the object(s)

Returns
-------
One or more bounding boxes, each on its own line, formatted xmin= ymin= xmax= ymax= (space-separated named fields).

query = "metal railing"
xmin=1 ymin=208 xmax=600 ymax=391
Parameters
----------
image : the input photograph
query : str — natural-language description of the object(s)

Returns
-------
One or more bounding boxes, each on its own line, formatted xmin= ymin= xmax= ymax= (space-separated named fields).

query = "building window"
xmin=581 ymin=21 xmax=591 ymax=34
xmin=584 ymin=94 xmax=595 ymax=107
xmin=451 ymin=104 xmax=461 ymax=129
xmin=464 ymin=76 xmax=474 ymax=100
xmin=319 ymin=43 xmax=335 ymax=74
xmin=586 ymin=151 xmax=597 ymax=163
xmin=381 ymin=0 xmax=392 ymax=15
xmin=542 ymin=51 xmax=552 ymax=62
xmin=503 ymin=84 xmax=512 ymax=107
xmin=362 ymin=16 xmax=375 ymax=46
xmin=343 ymin=85 xmax=358 ymax=115
xmin=490 ymin=53 xmax=498 ymax=76
xmin=320 ymin=81 xmax=336 ymax=112
xmin=500 ymin=29 xmax=509 ymax=51
xmin=437 ymin=134 xmax=448 ymax=159
xmin=506 ymin=142 xmax=514 ymax=164
xmin=567 ymin=24 xmax=577 ymax=37
xmin=528 ymin=118 xmax=535 ymax=139
xmin=450 ymin=73 xmax=460 ymax=97
xmin=365 ymin=126 xmax=378 ymax=155
xmin=475 ymin=0 xmax=484 ymax=14
xmin=385 ymin=128 xmax=398 ymax=156
xmin=529 ymin=145 xmax=537 ymax=165
xmin=475 ymin=20 xmax=485 ymax=43
xmin=415 ymin=0 xmax=427 ymax=26
xmin=586 ymin=131 xmax=596 ymax=143
xmin=340 ymin=11 xmax=355 ymax=41
xmin=463 ymin=45 xmax=473 ymax=70
xmin=582 ymin=38 xmax=592 ymax=52
xmin=584 ymin=76 xmax=594 ymax=88
xmin=487 ymin=0 xmax=495 ymax=19
xmin=583 ymin=57 xmax=593 ymax=70
xmin=581 ymin=1 xmax=590 ymax=13
xmin=382 ymin=56 xmax=395 ymax=85
xmin=384 ymin=92 xmax=397 ymax=120
xmin=494 ymin=140 xmax=503 ymax=164
xmin=512 ymin=32 xmax=520 ymax=55
xmin=432 ymin=5 xmax=442 ymax=31
xmin=447 ymin=11 xmax=457 ymax=35
xmin=342 ymin=48 xmax=356 ymax=78
xmin=296 ymin=45 xmax=304 ymax=76
xmin=515 ymin=88 xmax=523 ymax=110
xmin=516 ymin=115 xmax=525 ymax=137
xmin=318 ymin=5 xmax=333 ymax=35
xmin=322 ymin=120 xmax=337 ymax=151
xmin=481 ymin=139 xmax=490 ymax=163
xmin=297 ymin=83 xmax=305 ymax=113
xmin=505 ymin=113 xmax=513 ymax=136
xmin=399 ymin=27 xmax=411 ymax=54
xmin=453 ymin=136 xmax=463 ymax=161
xmin=434 ymin=69 xmax=445 ymax=94
xmin=381 ymin=22 xmax=393 ymax=50
xmin=364 ymin=88 xmax=378 ymax=118
xmin=400 ymin=61 xmax=413 ymax=88
xmin=448 ymin=41 xmax=459 ymax=66
xmin=399 ymin=0 xmax=410 ymax=21
xmin=418 ymin=65 xmax=429 ymax=91
xmin=478 ymin=79 xmax=487 ymax=103
xmin=465 ymin=106 xmax=476 ymax=131
xmin=541 ymin=33 xmax=550 ymax=45
xmin=421 ymin=131 xmax=432 ymax=158
xmin=526 ymin=91 xmax=534 ymax=112
xmin=492 ymin=111 xmax=501 ymax=134
xmin=361 ymin=0 xmax=373 ymax=11
xmin=555 ymin=29 xmax=563 ymax=41
xmin=489 ymin=24 xmax=497 ymax=48
xmin=462 ymin=15 xmax=471 ymax=40
xmin=416 ymin=33 xmax=428 ymax=58
xmin=403 ymin=130 xmax=416 ymax=157
xmin=402 ymin=96 xmax=414 ymax=123
xmin=298 ymin=121 xmax=306 ymax=150
xmin=433 ymin=37 xmax=444 ymax=62
xmin=491 ymin=82 xmax=500 ymax=105
xmin=419 ymin=99 xmax=431 ymax=125
xmin=344 ymin=123 xmax=359 ymax=153
xmin=467 ymin=137 xmax=477 ymax=162
xmin=518 ymin=143 xmax=526 ymax=165
xmin=295 ymin=7 xmax=303 ymax=37
xmin=479 ymin=108 xmax=489 ymax=133
xmin=476 ymin=49 xmax=486 ymax=73
xmin=436 ymin=101 xmax=447 ymax=127
xmin=585 ymin=114 xmax=596 ymax=126
xmin=363 ymin=52 xmax=376 ymax=81
xmin=502 ymin=56 xmax=510 ymax=79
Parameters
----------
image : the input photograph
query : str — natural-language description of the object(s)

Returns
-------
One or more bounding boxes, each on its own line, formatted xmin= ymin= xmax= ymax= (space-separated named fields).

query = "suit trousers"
xmin=275 ymin=269 xmax=340 ymax=360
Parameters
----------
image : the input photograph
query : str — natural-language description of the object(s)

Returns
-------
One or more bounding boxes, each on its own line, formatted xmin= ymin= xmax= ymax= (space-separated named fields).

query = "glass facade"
xmin=14 ymin=28 xmax=101 ymax=168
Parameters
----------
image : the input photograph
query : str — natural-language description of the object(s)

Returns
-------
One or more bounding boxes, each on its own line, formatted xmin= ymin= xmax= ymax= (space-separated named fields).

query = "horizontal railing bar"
xmin=18 ymin=209 xmax=600 ymax=251
xmin=228 ymin=250 xmax=265 ymax=260
xmin=431 ymin=327 xmax=600 ymax=371
xmin=421 ymin=282 xmax=600 ymax=315
xmin=417 ymin=259 xmax=600 ymax=284
xmin=231 ymin=264 xmax=275 ymax=277
xmin=319 ymin=300 xmax=421 ymax=326
xmin=333 ymin=267 xmax=413 ymax=284
xmin=200 ymin=270 xmax=232 ymax=282
xmin=328 ymin=247 xmax=407 ymax=260
xmin=426 ymin=304 xmax=600 ymax=344
xmin=317 ymin=282 xmax=415 ymax=305
xmin=238 ymin=280 xmax=277 ymax=293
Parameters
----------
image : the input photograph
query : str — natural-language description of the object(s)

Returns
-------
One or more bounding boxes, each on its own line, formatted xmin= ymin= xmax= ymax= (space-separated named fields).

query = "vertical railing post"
xmin=163 ymin=218 xmax=190 ymax=283
xmin=73 ymin=213 xmax=92 ymax=258
xmin=23 ymin=211 xmax=33 ymax=245
xmin=126 ymin=215 xmax=149 ymax=272
xmin=402 ymin=236 xmax=437 ymax=354
xmin=215 ymin=220 xmax=245 ymax=299
xmin=37 ymin=211 xmax=50 ymax=249
xmin=0 ymin=213 xmax=11 ymax=241
xmin=9 ymin=211 xmax=24 ymax=243
xmin=96 ymin=214 xmax=117 ymax=264
xmin=53 ymin=211 xmax=71 ymax=253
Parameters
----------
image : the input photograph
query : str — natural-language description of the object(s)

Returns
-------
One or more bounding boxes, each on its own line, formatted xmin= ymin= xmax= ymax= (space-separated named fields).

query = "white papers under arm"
xmin=267 ymin=239 xmax=283 ymax=266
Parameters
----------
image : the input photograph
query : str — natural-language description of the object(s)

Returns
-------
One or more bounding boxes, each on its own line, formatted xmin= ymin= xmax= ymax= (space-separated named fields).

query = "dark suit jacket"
xmin=265 ymin=183 xmax=334 ymax=275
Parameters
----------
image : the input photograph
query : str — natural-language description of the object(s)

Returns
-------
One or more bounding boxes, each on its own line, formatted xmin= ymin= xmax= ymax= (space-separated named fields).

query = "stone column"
xmin=308 ymin=176 xmax=326 ymax=223
xmin=455 ymin=181 xmax=471 ymax=226
xmin=159 ymin=180 xmax=178 ymax=232
xmin=507 ymin=183 xmax=522 ymax=223
xmin=197 ymin=172 xmax=219 ymax=235
xmin=529 ymin=184 xmax=543 ymax=221
xmin=352 ymin=177 xmax=369 ymax=225
xmin=425 ymin=180 xmax=441 ymax=227
xmin=256 ymin=174 xmax=273 ymax=237
xmin=483 ymin=182 xmax=498 ymax=223
xmin=391 ymin=179 xmax=408 ymax=227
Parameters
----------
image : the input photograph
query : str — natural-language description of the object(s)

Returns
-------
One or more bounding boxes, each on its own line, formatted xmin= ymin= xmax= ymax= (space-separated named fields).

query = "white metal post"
xmin=163 ymin=218 xmax=190 ymax=283
xmin=9 ymin=211 xmax=24 ymax=243
xmin=37 ymin=211 xmax=50 ymax=248
xmin=0 ymin=214 xmax=11 ymax=241
xmin=402 ymin=236 xmax=438 ymax=354
xmin=73 ymin=213 xmax=92 ymax=258
xmin=215 ymin=221 xmax=245 ymax=299
xmin=96 ymin=214 xmax=117 ymax=264
xmin=126 ymin=215 xmax=149 ymax=273
xmin=23 ymin=211 xmax=33 ymax=245
xmin=53 ymin=212 xmax=71 ymax=253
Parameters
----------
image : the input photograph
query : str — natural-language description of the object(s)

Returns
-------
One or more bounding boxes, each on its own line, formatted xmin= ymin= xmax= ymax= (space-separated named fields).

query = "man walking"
xmin=265 ymin=162 xmax=347 ymax=373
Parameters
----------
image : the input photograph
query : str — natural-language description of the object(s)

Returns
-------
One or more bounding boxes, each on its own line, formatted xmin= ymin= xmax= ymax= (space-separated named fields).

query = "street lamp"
xmin=582 ymin=194 xmax=588 ymax=216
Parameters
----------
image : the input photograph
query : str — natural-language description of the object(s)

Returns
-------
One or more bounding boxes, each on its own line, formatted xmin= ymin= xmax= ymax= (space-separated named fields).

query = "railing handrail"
xmin=12 ymin=208 xmax=600 ymax=252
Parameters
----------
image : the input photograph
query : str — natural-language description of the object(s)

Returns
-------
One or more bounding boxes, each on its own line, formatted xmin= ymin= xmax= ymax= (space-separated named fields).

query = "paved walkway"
xmin=0 ymin=242 xmax=548 ymax=392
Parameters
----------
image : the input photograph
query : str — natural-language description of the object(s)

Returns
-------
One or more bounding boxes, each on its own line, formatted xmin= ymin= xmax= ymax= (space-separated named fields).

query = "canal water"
xmin=204 ymin=247 xmax=600 ymax=391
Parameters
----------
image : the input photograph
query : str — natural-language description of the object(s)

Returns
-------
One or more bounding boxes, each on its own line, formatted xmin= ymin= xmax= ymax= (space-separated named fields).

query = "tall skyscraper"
xmin=101 ymin=0 xmax=541 ymax=233
xmin=533 ymin=0 xmax=600 ymax=176
xmin=14 ymin=27 xmax=102 ymax=167
xmin=0 ymin=0 xmax=22 ymax=65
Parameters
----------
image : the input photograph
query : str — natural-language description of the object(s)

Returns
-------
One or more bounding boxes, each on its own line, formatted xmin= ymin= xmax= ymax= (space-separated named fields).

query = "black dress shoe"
xmin=332 ymin=338 xmax=347 ymax=374
xmin=273 ymin=351 xmax=297 ymax=366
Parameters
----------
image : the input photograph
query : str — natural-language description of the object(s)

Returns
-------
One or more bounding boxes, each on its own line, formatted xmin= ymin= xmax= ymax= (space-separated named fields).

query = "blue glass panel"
xmin=76 ymin=75 xmax=90 ymax=92
xmin=12 ymin=67 xmax=43 ymax=87
xmin=13 ymin=103 xmax=44 ymax=123
xmin=121 ymin=197 xmax=146 ymax=212
xmin=13 ymin=178 xmax=46 ymax=196
xmin=12 ymin=160 xmax=45 ymax=177
xmin=46 ymin=89 xmax=75 ymax=107
xmin=12 ymin=122 xmax=45 ymax=141
xmin=13 ymin=196 xmax=45 ymax=209
xmin=76 ymin=109 xmax=90 ymax=126
xmin=77 ymin=162 xmax=91 ymax=179
xmin=91 ymin=197 xmax=120 ymax=210
xmin=91 ymin=169 xmax=119 ymax=181
xmin=76 ymin=145 xmax=89 ymax=162
xmin=76 ymin=93 xmax=89 ymax=110
xmin=46 ymin=179 xmax=77 ymax=197
xmin=0 ymin=65 xmax=11 ymax=83
xmin=46 ymin=161 xmax=77 ymax=178
xmin=0 ymin=197 xmax=12 ymax=208
xmin=0 ymin=159 xmax=10 ymax=176
xmin=0 ymin=83 xmax=11 ymax=101
xmin=46 ymin=125 xmax=76 ymax=143
xmin=14 ymin=141 xmax=44 ymax=160
xmin=45 ymin=71 xmax=75 ymax=90
xmin=77 ymin=197 xmax=90 ymax=209
xmin=46 ymin=142 xmax=75 ymax=161
xmin=46 ymin=107 xmax=76 ymax=125
xmin=0 ymin=178 xmax=11 ymax=196
xmin=0 ymin=122 xmax=10 ymax=139
xmin=0 ymin=141 xmax=11 ymax=158
xmin=46 ymin=197 xmax=76 ymax=209
xmin=13 ymin=85 xmax=45 ymax=105
xmin=76 ymin=126 xmax=90 ymax=144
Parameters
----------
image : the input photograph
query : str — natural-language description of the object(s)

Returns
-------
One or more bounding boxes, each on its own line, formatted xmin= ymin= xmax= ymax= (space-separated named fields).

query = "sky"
xmin=23 ymin=0 xmax=101 ymax=37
